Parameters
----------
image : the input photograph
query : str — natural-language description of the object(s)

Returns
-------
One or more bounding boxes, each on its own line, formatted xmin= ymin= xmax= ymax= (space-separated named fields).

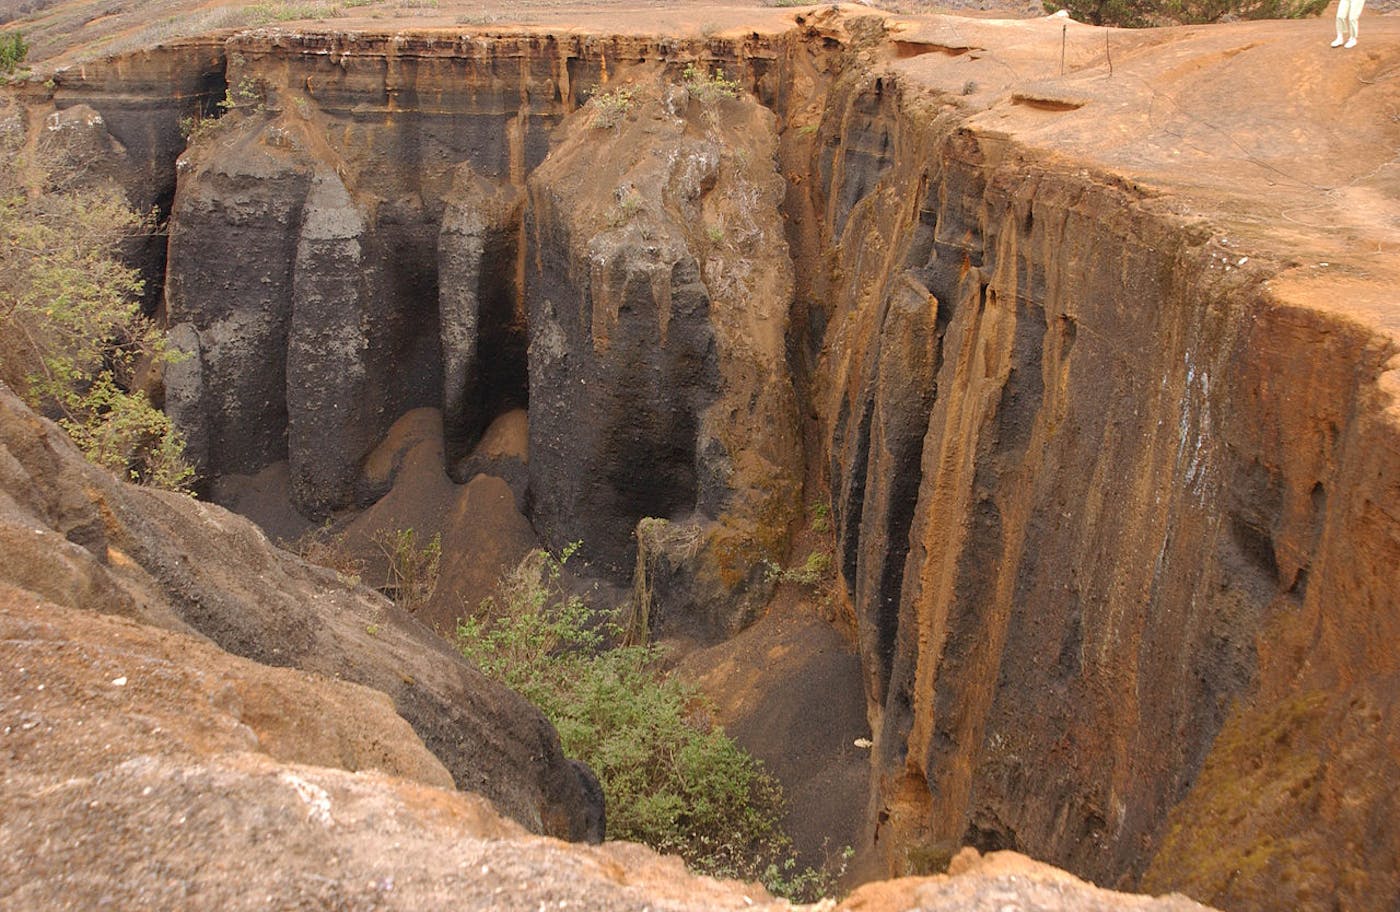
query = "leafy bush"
xmin=1045 ymin=0 xmax=1325 ymax=25
xmin=0 ymin=31 xmax=26 ymax=75
xmin=457 ymin=545 xmax=842 ymax=900
xmin=0 ymin=144 xmax=193 ymax=490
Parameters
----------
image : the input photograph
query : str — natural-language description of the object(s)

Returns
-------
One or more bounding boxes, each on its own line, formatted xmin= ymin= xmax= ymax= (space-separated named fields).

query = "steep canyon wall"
xmin=20 ymin=13 xmax=1400 ymax=910
xmin=804 ymin=58 xmax=1399 ymax=907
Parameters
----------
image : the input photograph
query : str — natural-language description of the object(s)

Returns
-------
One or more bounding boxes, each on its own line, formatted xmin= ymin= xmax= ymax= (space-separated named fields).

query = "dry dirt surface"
xmin=3 ymin=0 xmax=1041 ymax=64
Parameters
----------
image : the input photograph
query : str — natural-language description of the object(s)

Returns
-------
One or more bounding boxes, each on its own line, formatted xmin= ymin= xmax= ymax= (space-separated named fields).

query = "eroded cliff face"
xmin=15 ymin=9 xmax=1400 ymax=911
xmin=799 ymin=48 xmax=1400 ymax=909
xmin=147 ymin=31 xmax=809 ymax=633
xmin=526 ymin=68 xmax=803 ymax=631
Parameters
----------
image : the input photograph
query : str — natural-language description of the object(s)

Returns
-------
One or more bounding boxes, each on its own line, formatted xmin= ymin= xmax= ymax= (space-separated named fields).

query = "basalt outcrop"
xmin=0 ymin=384 xmax=602 ymax=842
xmin=5 ymin=5 xmax=1400 ymax=912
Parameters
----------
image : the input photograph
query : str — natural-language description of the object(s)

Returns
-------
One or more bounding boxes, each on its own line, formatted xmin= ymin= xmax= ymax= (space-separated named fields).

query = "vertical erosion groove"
xmin=808 ymin=63 xmax=1398 ymax=902
xmin=98 ymin=22 xmax=1400 ymax=906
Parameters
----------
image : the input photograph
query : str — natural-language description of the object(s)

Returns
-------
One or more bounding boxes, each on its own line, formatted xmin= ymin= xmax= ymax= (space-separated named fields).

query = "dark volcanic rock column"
xmin=287 ymin=169 xmax=372 ymax=516
xmin=439 ymin=165 xmax=525 ymax=468
xmin=526 ymin=72 xmax=802 ymax=637
xmin=164 ymin=118 xmax=312 ymax=479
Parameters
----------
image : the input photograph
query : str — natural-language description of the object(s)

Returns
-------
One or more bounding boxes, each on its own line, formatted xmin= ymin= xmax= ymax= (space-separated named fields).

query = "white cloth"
xmin=1337 ymin=0 xmax=1365 ymax=38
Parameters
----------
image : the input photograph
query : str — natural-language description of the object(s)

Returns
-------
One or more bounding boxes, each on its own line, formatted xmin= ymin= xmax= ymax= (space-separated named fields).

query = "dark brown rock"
xmin=164 ymin=116 xmax=312 ymax=480
xmin=525 ymin=72 xmax=803 ymax=635
xmin=0 ymin=383 xmax=600 ymax=842
xmin=425 ymin=473 xmax=540 ymax=634
xmin=288 ymin=167 xmax=374 ymax=516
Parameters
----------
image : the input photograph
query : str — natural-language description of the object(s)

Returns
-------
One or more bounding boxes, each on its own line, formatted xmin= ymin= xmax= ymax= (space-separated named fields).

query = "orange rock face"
xmin=6 ymin=5 xmax=1399 ymax=910
xmin=798 ymin=14 xmax=1400 ymax=911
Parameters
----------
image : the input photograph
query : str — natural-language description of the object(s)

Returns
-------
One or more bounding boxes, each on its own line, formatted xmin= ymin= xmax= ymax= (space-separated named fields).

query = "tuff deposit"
xmin=3 ymin=4 xmax=1399 ymax=911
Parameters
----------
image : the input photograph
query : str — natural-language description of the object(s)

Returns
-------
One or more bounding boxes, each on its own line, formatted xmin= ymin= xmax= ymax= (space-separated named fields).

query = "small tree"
xmin=0 ymin=31 xmax=27 ymax=75
xmin=0 ymin=141 xmax=193 ymax=490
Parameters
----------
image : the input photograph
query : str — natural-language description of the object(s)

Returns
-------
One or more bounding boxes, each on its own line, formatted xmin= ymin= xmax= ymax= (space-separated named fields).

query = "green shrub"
xmin=763 ymin=549 xmax=833 ymax=588
xmin=0 ymin=145 xmax=193 ymax=490
xmin=681 ymin=63 xmax=742 ymax=105
xmin=457 ymin=545 xmax=842 ymax=900
xmin=0 ymin=31 xmax=27 ymax=76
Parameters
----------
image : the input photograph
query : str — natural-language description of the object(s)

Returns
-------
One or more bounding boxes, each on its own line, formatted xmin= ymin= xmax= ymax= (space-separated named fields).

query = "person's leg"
xmin=1333 ymin=0 xmax=1350 ymax=46
xmin=1345 ymin=0 xmax=1365 ymax=46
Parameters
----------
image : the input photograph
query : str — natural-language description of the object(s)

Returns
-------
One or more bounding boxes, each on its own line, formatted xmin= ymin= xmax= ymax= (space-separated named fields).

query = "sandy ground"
xmin=7 ymin=0 xmax=1034 ymax=64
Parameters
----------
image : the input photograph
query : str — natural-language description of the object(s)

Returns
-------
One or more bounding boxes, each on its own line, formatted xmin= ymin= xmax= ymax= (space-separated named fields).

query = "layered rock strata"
xmin=11 ymin=9 xmax=1400 ymax=911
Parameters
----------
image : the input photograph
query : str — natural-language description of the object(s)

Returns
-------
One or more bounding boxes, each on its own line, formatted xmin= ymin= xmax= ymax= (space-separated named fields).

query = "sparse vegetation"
xmin=287 ymin=523 xmax=365 ymax=586
xmin=0 ymin=31 xmax=28 ymax=76
xmin=681 ymin=63 xmax=742 ymax=105
xmin=1043 ymin=0 xmax=1326 ymax=25
xmin=221 ymin=75 xmax=268 ymax=112
xmin=0 ymin=143 xmax=193 ymax=490
xmin=392 ymin=0 xmax=439 ymax=14
xmin=607 ymin=185 xmax=643 ymax=228
xmin=457 ymin=544 xmax=845 ymax=901
xmin=375 ymin=527 xmax=441 ymax=613
xmin=180 ymin=75 xmax=268 ymax=142
xmin=589 ymin=86 xmax=636 ymax=130
xmin=763 ymin=549 xmax=833 ymax=588
xmin=455 ymin=12 xmax=506 ymax=25
xmin=244 ymin=1 xmax=346 ymax=22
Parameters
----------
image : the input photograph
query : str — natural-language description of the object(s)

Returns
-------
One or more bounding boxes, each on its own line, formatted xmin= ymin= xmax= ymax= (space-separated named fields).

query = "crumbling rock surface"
xmin=527 ymin=70 xmax=802 ymax=636
xmin=0 ymin=384 xmax=600 ymax=842
xmin=6 ymin=6 xmax=1400 ymax=911
xmin=0 ymin=593 xmax=752 ymax=911
xmin=842 ymin=848 xmax=1214 ymax=912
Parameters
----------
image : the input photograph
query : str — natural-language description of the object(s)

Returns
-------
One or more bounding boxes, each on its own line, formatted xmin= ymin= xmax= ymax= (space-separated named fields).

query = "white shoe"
xmin=1345 ymin=36 xmax=1357 ymax=48
xmin=1331 ymin=35 xmax=1345 ymax=46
